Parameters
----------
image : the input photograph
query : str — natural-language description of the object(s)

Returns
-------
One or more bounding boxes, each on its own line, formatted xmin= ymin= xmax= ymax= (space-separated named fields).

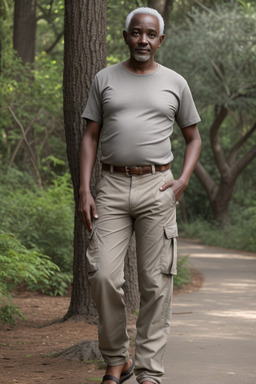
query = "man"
xmin=79 ymin=7 xmax=202 ymax=384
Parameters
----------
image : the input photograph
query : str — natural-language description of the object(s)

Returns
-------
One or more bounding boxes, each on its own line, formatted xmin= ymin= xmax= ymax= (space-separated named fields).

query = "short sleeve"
xmin=82 ymin=75 xmax=103 ymax=124
xmin=175 ymin=82 xmax=201 ymax=128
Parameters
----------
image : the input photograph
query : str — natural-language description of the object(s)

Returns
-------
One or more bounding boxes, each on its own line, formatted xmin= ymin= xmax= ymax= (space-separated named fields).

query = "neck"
xmin=123 ymin=57 xmax=158 ymax=74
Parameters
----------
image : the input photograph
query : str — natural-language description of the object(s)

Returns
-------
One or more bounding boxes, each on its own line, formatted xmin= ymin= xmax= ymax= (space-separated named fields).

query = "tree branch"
xmin=9 ymin=108 xmax=42 ymax=167
xmin=210 ymin=106 xmax=230 ymax=175
xmin=231 ymin=84 xmax=256 ymax=100
xmin=39 ymin=125 xmax=55 ymax=158
xmin=232 ymin=144 xmax=256 ymax=179
xmin=194 ymin=161 xmax=218 ymax=203
xmin=45 ymin=31 xmax=64 ymax=54
xmin=211 ymin=60 xmax=230 ymax=96
xmin=7 ymin=107 xmax=43 ymax=189
xmin=228 ymin=121 xmax=256 ymax=165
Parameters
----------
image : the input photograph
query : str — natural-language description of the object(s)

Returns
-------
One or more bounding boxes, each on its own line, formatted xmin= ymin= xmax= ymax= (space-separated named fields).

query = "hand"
xmin=78 ymin=191 xmax=98 ymax=231
xmin=159 ymin=178 xmax=188 ymax=202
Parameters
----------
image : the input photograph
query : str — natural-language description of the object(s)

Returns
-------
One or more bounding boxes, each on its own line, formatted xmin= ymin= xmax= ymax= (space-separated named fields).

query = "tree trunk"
xmin=195 ymin=162 xmax=236 ymax=227
xmin=211 ymin=179 xmax=236 ymax=227
xmin=63 ymin=0 xmax=107 ymax=322
xmin=148 ymin=0 xmax=173 ymax=28
xmin=13 ymin=0 xmax=39 ymax=179
xmin=63 ymin=0 xmax=140 ymax=323
xmin=13 ymin=0 xmax=36 ymax=65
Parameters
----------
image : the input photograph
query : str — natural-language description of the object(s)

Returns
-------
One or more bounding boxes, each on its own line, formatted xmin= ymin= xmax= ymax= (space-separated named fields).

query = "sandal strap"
xmin=102 ymin=374 xmax=119 ymax=384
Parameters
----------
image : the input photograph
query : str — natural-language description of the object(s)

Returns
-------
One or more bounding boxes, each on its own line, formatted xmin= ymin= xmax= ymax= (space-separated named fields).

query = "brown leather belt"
xmin=102 ymin=163 xmax=170 ymax=176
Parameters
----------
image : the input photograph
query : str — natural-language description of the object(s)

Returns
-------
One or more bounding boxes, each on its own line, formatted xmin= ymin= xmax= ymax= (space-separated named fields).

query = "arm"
xmin=160 ymin=124 xmax=202 ymax=201
xmin=79 ymin=120 xmax=101 ymax=231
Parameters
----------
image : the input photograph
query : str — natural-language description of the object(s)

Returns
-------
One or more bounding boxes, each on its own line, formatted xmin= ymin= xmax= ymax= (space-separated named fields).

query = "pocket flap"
xmin=164 ymin=223 xmax=178 ymax=239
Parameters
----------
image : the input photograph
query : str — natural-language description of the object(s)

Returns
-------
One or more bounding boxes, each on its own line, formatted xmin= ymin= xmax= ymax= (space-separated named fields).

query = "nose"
xmin=139 ymin=33 xmax=148 ymax=44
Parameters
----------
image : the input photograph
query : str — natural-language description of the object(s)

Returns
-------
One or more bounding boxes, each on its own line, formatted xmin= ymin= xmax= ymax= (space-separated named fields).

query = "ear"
xmin=158 ymin=34 xmax=165 ymax=48
xmin=123 ymin=30 xmax=128 ymax=44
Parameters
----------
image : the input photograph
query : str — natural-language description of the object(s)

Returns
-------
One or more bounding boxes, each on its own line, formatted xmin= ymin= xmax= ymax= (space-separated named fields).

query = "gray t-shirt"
xmin=82 ymin=63 xmax=200 ymax=166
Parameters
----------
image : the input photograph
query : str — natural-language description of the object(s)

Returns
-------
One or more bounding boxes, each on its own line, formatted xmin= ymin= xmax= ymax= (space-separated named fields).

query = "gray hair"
xmin=125 ymin=7 xmax=165 ymax=35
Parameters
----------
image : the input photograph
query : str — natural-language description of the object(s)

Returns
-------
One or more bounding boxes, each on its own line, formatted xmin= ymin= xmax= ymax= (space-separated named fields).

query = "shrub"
xmin=0 ymin=233 xmax=60 ymax=294
xmin=0 ymin=232 xmax=71 ymax=324
xmin=0 ymin=168 xmax=74 ymax=272
xmin=27 ymin=271 xmax=72 ymax=296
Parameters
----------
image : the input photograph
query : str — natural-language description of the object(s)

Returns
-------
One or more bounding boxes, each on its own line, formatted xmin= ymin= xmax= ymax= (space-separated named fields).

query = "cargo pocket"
xmin=86 ymin=227 xmax=100 ymax=273
xmin=160 ymin=223 xmax=178 ymax=275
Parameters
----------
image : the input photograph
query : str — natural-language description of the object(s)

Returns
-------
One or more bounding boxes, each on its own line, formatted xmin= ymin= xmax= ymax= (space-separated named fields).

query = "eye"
xmin=149 ymin=32 xmax=156 ymax=38
xmin=132 ymin=30 xmax=139 ymax=36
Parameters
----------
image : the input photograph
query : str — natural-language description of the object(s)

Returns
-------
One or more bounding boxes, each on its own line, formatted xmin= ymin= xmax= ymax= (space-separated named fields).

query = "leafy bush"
xmin=27 ymin=271 xmax=72 ymax=296
xmin=0 ymin=232 xmax=60 ymax=294
xmin=0 ymin=168 xmax=74 ymax=272
xmin=0 ymin=303 xmax=26 ymax=325
xmin=0 ymin=232 xmax=71 ymax=324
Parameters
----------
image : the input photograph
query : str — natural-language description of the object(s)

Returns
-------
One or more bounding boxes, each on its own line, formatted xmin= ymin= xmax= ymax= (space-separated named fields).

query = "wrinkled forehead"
xmin=129 ymin=13 xmax=160 ymax=33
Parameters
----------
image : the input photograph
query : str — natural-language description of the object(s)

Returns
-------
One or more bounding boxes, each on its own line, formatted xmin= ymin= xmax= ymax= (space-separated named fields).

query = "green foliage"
xmin=0 ymin=231 xmax=70 ymax=324
xmin=163 ymin=3 xmax=255 ymax=112
xmin=27 ymin=271 xmax=72 ymax=296
xmin=0 ymin=232 xmax=60 ymax=294
xmin=0 ymin=226 xmax=73 ymax=324
xmin=161 ymin=1 xmax=256 ymax=120
xmin=0 ymin=1 xmax=66 ymax=183
xmin=0 ymin=168 xmax=74 ymax=272
xmin=0 ymin=302 xmax=26 ymax=325
xmin=36 ymin=0 xmax=64 ymax=57
xmin=180 ymin=201 xmax=256 ymax=252
xmin=174 ymin=255 xmax=191 ymax=288
xmin=160 ymin=1 xmax=256 ymax=225
xmin=0 ymin=48 xmax=66 ymax=179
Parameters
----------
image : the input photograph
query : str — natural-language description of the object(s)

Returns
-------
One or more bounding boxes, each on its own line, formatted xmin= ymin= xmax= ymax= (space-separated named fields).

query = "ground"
xmin=0 ymin=269 xmax=203 ymax=384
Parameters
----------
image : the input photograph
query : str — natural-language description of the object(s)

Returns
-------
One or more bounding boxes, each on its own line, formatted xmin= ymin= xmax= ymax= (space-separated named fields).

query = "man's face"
xmin=123 ymin=13 xmax=164 ymax=62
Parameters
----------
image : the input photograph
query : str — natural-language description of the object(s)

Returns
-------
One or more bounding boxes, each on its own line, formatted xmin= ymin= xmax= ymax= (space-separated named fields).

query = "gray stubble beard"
xmin=133 ymin=53 xmax=151 ymax=62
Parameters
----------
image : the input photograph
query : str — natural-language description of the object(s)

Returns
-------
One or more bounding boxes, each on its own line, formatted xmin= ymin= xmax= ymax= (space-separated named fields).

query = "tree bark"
xmin=211 ymin=178 xmax=236 ymax=227
xmin=148 ymin=0 xmax=174 ymax=28
xmin=64 ymin=0 xmax=140 ymax=323
xmin=13 ymin=0 xmax=36 ymax=65
xmin=13 ymin=0 xmax=38 ymax=172
xmin=63 ymin=0 xmax=107 ymax=322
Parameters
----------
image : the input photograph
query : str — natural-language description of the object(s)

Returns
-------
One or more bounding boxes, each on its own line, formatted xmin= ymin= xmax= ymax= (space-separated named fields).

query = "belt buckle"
xmin=125 ymin=166 xmax=140 ymax=176
xmin=125 ymin=166 xmax=132 ymax=176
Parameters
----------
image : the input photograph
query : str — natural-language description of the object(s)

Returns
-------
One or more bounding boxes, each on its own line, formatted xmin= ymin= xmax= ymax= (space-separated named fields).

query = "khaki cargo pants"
xmin=86 ymin=168 xmax=178 ymax=384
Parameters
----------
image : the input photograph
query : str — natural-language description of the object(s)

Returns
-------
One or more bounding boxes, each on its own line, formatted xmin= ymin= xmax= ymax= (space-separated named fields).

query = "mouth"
xmin=135 ymin=48 xmax=150 ymax=54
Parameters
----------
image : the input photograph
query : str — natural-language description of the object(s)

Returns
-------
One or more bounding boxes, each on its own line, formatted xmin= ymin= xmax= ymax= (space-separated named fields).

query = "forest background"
xmin=0 ymin=0 xmax=256 ymax=324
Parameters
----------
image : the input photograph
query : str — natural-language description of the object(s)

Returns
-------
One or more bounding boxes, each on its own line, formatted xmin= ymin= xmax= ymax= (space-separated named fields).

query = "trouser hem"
xmin=103 ymin=357 xmax=129 ymax=367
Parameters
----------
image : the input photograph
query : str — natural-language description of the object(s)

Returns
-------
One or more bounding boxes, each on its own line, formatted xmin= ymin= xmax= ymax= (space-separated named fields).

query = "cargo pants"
xmin=86 ymin=168 xmax=178 ymax=384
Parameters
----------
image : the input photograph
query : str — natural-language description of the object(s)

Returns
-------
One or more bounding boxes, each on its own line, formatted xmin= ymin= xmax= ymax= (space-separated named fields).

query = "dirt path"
xmin=0 ymin=258 xmax=203 ymax=384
